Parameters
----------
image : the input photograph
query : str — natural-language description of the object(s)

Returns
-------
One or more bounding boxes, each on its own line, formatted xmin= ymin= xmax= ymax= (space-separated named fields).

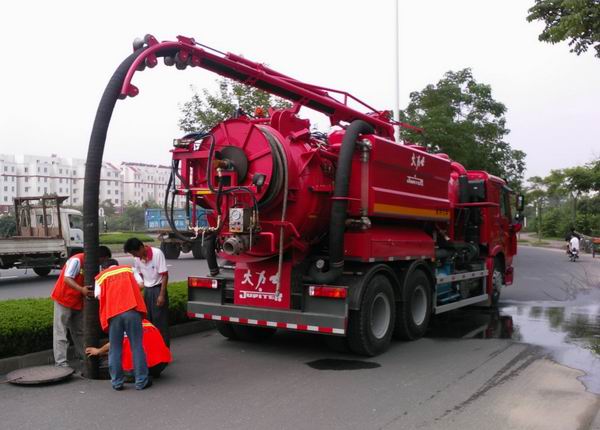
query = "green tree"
xmin=399 ymin=69 xmax=526 ymax=189
xmin=527 ymin=0 xmax=600 ymax=58
xmin=0 ymin=215 xmax=16 ymax=237
xmin=179 ymin=77 xmax=292 ymax=132
xmin=525 ymin=176 xmax=548 ymax=238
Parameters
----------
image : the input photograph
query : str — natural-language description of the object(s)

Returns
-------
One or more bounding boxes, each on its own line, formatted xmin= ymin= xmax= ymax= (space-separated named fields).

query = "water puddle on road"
xmin=428 ymin=297 xmax=600 ymax=394
xmin=306 ymin=358 xmax=381 ymax=371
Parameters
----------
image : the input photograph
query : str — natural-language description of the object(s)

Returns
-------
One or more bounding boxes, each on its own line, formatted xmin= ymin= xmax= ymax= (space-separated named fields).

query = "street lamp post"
xmin=394 ymin=0 xmax=400 ymax=143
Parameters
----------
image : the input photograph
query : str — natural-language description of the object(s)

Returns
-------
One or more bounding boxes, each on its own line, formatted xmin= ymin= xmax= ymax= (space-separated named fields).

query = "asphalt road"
xmin=1 ymin=246 xmax=599 ymax=430
xmin=0 ymin=253 xmax=210 ymax=300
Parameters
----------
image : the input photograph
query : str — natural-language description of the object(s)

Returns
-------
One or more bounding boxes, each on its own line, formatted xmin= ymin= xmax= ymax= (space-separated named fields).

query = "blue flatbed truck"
xmin=144 ymin=208 xmax=209 ymax=260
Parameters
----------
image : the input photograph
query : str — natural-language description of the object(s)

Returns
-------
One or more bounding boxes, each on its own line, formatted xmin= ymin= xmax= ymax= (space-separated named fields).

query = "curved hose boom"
xmin=119 ymin=35 xmax=412 ymax=138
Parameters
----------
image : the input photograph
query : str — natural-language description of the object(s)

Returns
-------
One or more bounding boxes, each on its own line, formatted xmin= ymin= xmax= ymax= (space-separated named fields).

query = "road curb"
xmin=591 ymin=406 xmax=600 ymax=430
xmin=0 ymin=320 xmax=214 ymax=376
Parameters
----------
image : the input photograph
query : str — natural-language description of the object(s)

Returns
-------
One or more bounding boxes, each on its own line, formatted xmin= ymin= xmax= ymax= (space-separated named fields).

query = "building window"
xmin=25 ymin=177 xmax=28 ymax=182
xmin=107 ymin=190 xmax=111 ymax=195
xmin=3 ymin=196 xmax=7 ymax=202
xmin=11 ymin=186 xmax=14 ymax=192
xmin=44 ymin=167 xmax=47 ymax=173
xmin=59 ymin=188 xmax=63 ymax=193
xmin=74 ymin=198 xmax=78 ymax=203
xmin=59 ymin=169 xmax=62 ymax=174
xmin=73 ymin=189 xmax=78 ymax=193
xmin=11 ymin=167 xmax=14 ymax=172
xmin=115 ymin=198 xmax=119 ymax=203
xmin=24 ymin=167 xmax=28 ymax=173
xmin=37 ymin=187 xmax=40 ymax=192
xmin=44 ymin=187 xmax=48 ymax=193
xmin=115 ymin=190 xmax=119 ymax=195
xmin=25 ymin=187 xmax=29 ymax=192
xmin=3 ymin=186 xmax=6 ymax=191
xmin=44 ymin=177 xmax=48 ymax=183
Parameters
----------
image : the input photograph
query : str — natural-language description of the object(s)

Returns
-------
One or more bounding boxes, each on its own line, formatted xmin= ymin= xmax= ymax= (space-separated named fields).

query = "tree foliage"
xmin=179 ymin=77 xmax=292 ymax=132
xmin=527 ymin=0 xmax=600 ymax=58
xmin=524 ymin=159 xmax=600 ymax=237
xmin=0 ymin=215 xmax=16 ymax=237
xmin=399 ymin=69 xmax=526 ymax=189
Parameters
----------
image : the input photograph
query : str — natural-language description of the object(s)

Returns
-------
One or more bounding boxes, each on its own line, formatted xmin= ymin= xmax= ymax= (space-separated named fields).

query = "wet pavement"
xmin=429 ymin=246 xmax=600 ymax=396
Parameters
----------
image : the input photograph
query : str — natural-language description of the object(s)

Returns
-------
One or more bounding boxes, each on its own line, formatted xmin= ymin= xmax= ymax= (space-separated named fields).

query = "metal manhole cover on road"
xmin=5 ymin=365 xmax=74 ymax=385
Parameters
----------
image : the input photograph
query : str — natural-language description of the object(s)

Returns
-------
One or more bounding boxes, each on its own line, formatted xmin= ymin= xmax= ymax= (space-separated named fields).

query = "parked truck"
xmin=0 ymin=196 xmax=84 ymax=276
xmin=87 ymin=35 xmax=524 ymax=356
xmin=145 ymin=207 xmax=209 ymax=260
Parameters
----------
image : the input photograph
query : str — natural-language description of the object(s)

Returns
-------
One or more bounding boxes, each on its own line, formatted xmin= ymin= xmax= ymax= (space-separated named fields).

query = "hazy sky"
xmin=0 ymin=0 xmax=598 ymax=179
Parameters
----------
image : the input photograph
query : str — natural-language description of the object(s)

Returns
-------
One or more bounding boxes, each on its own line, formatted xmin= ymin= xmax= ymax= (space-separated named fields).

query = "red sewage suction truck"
xmin=86 ymin=35 xmax=524 ymax=357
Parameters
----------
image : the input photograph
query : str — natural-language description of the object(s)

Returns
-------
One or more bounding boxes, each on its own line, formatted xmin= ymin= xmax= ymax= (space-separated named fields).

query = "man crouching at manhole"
xmin=85 ymin=318 xmax=172 ymax=379
xmin=94 ymin=259 xmax=151 ymax=391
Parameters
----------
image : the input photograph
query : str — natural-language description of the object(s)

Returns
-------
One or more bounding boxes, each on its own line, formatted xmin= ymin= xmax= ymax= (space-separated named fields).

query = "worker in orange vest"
xmin=51 ymin=246 xmax=112 ymax=367
xmin=85 ymin=319 xmax=172 ymax=377
xmin=94 ymin=259 xmax=150 ymax=391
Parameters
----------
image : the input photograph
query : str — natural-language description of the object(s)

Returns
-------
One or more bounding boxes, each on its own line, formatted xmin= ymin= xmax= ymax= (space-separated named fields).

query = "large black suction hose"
xmin=309 ymin=120 xmax=374 ymax=283
xmin=82 ymin=48 xmax=145 ymax=379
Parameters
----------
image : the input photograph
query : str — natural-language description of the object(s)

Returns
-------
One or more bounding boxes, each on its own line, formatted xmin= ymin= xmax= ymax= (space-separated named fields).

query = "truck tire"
xmin=394 ymin=269 xmax=432 ymax=341
xmin=347 ymin=274 xmax=396 ymax=356
xmin=33 ymin=267 xmax=52 ymax=277
xmin=192 ymin=241 xmax=204 ymax=260
xmin=491 ymin=259 xmax=504 ymax=307
xmin=161 ymin=242 xmax=180 ymax=260
xmin=215 ymin=322 xmax=239 ymax=340
xmin=231 ymin=324 xmax=276 ymax=342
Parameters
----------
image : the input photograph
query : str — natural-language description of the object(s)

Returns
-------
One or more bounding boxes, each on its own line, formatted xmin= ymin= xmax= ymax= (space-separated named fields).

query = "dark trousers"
xmin=144 ymin=286 xmax=170 ymax=346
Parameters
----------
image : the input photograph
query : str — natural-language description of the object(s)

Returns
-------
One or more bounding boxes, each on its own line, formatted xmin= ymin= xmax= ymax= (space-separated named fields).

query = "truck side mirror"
xmin=516 ymin=194 xmax=525 ymax=212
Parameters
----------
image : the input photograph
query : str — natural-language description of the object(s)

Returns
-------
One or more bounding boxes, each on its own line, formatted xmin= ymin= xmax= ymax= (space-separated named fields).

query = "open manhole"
xmin=5 ymin=365 xmax=74 ymax=385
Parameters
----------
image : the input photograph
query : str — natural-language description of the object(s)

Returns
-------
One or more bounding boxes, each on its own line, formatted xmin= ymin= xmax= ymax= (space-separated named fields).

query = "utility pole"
xmin=394 ymin=0 xmax=400 ymax=143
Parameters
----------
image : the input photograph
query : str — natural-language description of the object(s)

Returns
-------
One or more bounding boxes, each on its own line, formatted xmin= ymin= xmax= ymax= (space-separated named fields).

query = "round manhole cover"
xmin=5 ymin=365 xmax=74 ymax=385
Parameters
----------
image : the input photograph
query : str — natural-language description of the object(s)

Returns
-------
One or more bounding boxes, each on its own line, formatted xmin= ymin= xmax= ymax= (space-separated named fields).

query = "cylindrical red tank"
xmin=175 ymin=110 xmax=455 ymax=263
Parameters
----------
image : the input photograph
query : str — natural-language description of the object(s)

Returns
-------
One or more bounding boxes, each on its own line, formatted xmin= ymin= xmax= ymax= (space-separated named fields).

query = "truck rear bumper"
xmin=187 ymin=302 xmax=347 ymax=336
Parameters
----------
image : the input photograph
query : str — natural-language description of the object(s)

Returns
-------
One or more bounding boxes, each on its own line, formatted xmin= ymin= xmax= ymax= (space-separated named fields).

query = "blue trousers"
xmin=108 ymin=310 xmax=148 ymax=389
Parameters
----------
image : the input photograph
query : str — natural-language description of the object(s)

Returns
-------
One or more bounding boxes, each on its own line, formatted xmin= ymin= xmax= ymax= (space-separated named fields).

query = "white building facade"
xmin=0 ymin=154 xmax=178 ymax=213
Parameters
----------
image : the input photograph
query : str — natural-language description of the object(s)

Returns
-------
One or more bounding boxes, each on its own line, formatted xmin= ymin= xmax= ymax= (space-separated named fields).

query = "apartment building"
xmin=0 ymin=154 xmax=179 ymax=213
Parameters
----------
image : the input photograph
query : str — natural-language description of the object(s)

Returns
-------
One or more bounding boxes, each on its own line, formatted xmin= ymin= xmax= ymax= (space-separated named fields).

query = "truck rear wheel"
xmin=215 ymin=322 xmax=239 ymax=340
xmin=161 ymin=242 xmax=180 ymax=260
xmin=33 ymin=267 xmax=52 ymax=277
xmin=348 ymin=274 xmax=395 ymax=356
xmin=192 ymin=241 xmax=204 ymax=259
xmin=394 ymin=269 xmax=432 ymax=341
xmin=232 ymin=325 xmax=276 ymax=342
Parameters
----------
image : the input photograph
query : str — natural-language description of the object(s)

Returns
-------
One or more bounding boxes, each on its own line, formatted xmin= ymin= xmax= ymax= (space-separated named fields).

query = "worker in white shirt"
xmin=123 ymin=238 xmax=170 ymax=346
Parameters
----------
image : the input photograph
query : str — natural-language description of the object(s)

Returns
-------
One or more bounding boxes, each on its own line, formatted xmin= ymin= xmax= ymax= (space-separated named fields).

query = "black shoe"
xmin=113 ymin=385 xmax=124 ymax=391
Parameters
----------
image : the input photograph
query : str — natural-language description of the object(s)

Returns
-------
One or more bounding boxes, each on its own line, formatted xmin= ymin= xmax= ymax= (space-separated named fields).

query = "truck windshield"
xmin=69 ymin=214 xmax=83 ymax=230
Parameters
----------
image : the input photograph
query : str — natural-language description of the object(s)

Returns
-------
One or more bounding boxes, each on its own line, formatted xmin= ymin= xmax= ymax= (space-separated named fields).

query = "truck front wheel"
xmin=348 ymin=274 xmax=396 ymax=356
xmin=394 ymin=269 xmax=432 ymax=341
xmin=33 ymin=267 xmax=52 ymax=277
xmin=161 ymin=242 xmax=180 ymax=260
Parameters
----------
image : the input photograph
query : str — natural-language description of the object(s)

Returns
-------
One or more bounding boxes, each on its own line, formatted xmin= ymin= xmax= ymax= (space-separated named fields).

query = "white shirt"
xmin=64 ymin=257 xmax=81 ymax=279
xmin=133 ymin=246 xmax=168 ymax=287
xmin=94 ymin=266 xmax=143 ymax=298
xmin=570 ymin=236 xmax=580 ymax=251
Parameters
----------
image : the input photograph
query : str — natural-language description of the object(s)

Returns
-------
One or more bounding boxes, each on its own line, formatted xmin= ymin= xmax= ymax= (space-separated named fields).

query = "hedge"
xmin=99 ymin=232 xmax=155 ymax=245
xmin=0 ymin=281 xmax=189 ymax=359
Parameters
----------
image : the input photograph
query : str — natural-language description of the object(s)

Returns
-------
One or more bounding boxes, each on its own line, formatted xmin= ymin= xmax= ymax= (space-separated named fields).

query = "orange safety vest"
xmin=122 ymin=319 xmax=172 ymax=371
xmin=96 ymin=265 xmax=147 ymax=332
xmin=51 ymin=253 xmax=85 ymax=310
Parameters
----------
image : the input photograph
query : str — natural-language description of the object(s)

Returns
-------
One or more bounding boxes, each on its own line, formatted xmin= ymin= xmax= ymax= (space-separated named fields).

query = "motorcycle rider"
xmin=569 ymin=235 xmax=580 ymax=260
